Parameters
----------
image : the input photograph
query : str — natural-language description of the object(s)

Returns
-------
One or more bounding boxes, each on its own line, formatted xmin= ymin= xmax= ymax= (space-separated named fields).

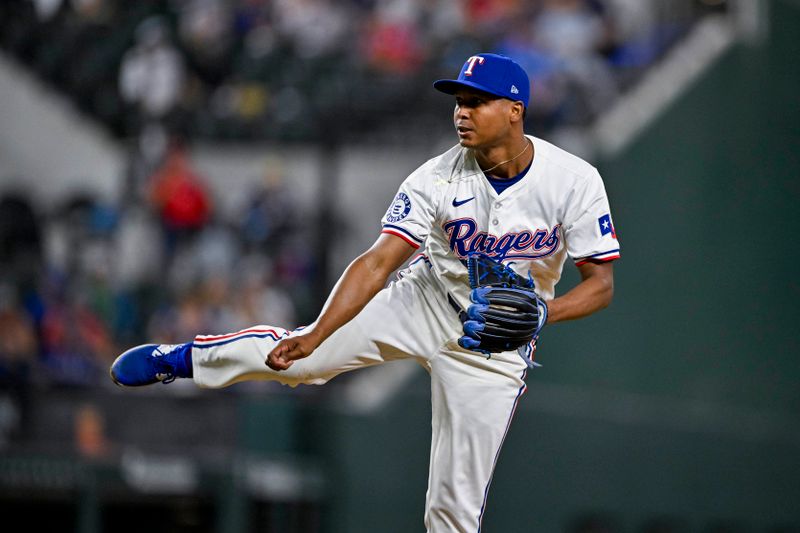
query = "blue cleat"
xmin=110 ymin=343 xmax=193 ymax=387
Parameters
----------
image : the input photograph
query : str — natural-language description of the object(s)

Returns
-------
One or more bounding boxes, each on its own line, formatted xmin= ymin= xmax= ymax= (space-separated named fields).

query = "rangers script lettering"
xmin=443 ymin=218 xmax=561 ymax=260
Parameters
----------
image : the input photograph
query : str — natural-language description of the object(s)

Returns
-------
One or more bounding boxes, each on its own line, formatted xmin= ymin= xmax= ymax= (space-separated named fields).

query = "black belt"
xmin=447 ymin=293 xmax=467 ymax=323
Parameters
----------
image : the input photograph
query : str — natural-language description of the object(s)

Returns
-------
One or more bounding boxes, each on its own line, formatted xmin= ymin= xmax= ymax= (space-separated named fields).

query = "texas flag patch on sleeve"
xmin=598 ymin=214 xmax=617 ymax=239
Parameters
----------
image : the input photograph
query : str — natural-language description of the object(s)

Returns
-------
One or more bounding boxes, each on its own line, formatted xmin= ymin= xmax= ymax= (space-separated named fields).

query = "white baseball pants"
xmin=191 ymin=260 xmax=529 ymax=532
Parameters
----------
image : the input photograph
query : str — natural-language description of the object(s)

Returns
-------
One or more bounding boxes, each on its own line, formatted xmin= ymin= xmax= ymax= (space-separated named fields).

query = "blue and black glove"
xmin=457 ymin=253 xmax=548 ymax=367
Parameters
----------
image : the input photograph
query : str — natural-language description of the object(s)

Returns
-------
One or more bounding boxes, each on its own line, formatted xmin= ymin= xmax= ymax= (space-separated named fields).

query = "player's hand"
xmin=266 ymin=331 xmax=322 ymax=371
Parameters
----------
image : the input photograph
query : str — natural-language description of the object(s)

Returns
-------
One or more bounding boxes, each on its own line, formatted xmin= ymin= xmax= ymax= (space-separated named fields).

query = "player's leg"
xmin=189 ymin=317 xmax=381 ymax=388
xmin=112 ymin=309 xmax=383 ymax=388
xmin=424 ymin=346 xmax=528 ymax=533
xmin=111 ymin=266 xmax=448 ymax=388
xmin=190 ymin=266 xmax=455 ymax=388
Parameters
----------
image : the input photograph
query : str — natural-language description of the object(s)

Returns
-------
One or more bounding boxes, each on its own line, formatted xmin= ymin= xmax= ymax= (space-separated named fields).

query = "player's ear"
xmin=509 ymin=101 xmax=525 ymax=123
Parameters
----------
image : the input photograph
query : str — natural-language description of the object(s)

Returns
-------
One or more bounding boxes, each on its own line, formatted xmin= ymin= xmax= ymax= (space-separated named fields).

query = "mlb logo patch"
xmin=598 ymin=214 xmax=616 ymax=238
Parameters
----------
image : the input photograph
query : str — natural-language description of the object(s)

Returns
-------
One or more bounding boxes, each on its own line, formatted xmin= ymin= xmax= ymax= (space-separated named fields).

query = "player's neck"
xmin=475 ymin=137 xmax=533 ymax=179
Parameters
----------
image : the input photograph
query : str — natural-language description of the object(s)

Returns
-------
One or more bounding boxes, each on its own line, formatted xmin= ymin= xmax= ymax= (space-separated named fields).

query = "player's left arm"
xmin=544 ymin=261 xmax=614 ymax=324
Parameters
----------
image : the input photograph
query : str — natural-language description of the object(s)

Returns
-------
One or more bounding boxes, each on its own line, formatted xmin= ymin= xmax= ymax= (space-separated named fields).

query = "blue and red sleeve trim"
xmin=381 ymin=224 xmax=423 ymax=249
xmin=574 ymin=249 xmax=620 ymax=266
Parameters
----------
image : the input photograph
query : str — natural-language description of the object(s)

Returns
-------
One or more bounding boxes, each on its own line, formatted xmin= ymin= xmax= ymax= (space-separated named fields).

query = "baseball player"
xmin=111 ymin=53 xmax=620 ymax=532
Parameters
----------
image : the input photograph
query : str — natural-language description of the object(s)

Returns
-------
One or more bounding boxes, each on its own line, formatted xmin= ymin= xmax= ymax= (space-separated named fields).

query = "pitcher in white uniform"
xmin=111 ymin=53 xmax=620 ymax=532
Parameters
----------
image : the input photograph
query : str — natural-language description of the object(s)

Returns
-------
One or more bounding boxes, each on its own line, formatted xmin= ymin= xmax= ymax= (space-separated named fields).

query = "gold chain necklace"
xmin=481 ymin=139 xmax=531 ymax=174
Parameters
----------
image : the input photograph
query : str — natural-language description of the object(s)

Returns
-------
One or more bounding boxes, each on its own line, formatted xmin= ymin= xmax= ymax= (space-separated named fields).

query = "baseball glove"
xmin=457 ymin=253 xmax=548 ymax=366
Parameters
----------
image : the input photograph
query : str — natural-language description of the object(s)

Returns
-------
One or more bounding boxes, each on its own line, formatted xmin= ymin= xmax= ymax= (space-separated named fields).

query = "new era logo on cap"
xmin=433 ymin=53 xmax=530 ymax=107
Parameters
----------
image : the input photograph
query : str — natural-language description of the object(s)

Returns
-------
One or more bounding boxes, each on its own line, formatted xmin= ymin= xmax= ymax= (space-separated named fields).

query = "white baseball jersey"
xmin=190 ymin=134 xmax=620 ymax=532
xmin=381 ymin=135 xmax=620 ymax=307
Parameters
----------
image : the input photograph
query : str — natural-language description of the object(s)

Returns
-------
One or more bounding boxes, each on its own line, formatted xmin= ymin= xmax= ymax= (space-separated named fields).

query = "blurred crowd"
xmin=0 ymin=0 xmax=723 ymax=142
xmin=0 ymin=139 xmax=317 ymax=388
xmin=0 ymin=0 xmax=725 ymax=386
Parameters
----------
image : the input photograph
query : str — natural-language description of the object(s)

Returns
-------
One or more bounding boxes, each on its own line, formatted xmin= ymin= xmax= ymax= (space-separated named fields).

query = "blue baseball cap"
xmin=433 ymin=53 xmax=530 ymax=107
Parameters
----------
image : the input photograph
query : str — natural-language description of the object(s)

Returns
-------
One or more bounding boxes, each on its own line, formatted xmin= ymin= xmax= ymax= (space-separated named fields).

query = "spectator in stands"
xmin=147 ymin=137 xmax=213 ymax=257
xmin=177 ymin=0 xmax=233 ymax=86
xmin=236 ymin=253 xmax=297 ymax=328
xmin=239 ymin=160 xmax=295 ymax=252
xmin=273 ymin=0 xmax=348 ymax=59
xmin=0 ymin=283 xmax=36 ymax=445
xmin=119 ymin=16 xmax=186 ymax=131
xmin=533 ymin=0 xmax=618 ymax=122
xmin=464 ymin=0 xmax=526 ymax=40
xmin=420 ymin=0 xmax=466 ymax=44
xmin=0 ymin=284 xmax=37 ymax=384
xmin=497 ymin=18 xmax=570 ymax=131
xmin=39 ymin=282 xmax=116 ymax=385
xmin=110 ymin=203 xmax=164 ymax=341
xmin=361 ymin=0 xmax=426 ymax=75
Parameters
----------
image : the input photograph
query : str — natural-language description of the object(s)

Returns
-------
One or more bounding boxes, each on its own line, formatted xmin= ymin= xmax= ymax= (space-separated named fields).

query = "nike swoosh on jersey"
xmin=452 ymin=196 xmax=475 ymax=207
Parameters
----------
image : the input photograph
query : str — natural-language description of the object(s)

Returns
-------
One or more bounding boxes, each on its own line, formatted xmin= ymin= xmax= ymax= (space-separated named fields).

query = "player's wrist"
xmin=540 ymin=299 xmax=558 ymax=324
xmin=300 ymin=324 xmax=328 ymax=348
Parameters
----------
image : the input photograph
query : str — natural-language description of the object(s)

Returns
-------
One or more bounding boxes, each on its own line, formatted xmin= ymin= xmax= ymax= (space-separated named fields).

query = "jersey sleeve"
xmin=380 ymin=164 xmax=437 ymax=249
xmin=563 ymin=169 xmax=621 ymax=265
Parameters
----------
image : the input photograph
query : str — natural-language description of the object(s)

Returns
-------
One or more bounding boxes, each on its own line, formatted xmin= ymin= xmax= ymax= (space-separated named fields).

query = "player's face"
xmin=452 ymin=89 xmax=516 ymax=149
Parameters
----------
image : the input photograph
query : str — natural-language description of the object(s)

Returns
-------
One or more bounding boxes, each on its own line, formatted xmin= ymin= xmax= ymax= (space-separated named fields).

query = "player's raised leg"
xmin=110 ymin=263 xmax=449 ymax=389
xmin=188 ymin=319 xmax=384 ymax=388
xmin=110 ymin=317 xmax=382 ymax=389
xmin=424 ymin=347 xmax=528 ymax=533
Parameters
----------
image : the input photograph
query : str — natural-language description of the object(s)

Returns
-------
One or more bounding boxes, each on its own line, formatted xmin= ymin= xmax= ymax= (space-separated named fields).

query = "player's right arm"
xmin=266 ymin=233 xmax=417 ymax=370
